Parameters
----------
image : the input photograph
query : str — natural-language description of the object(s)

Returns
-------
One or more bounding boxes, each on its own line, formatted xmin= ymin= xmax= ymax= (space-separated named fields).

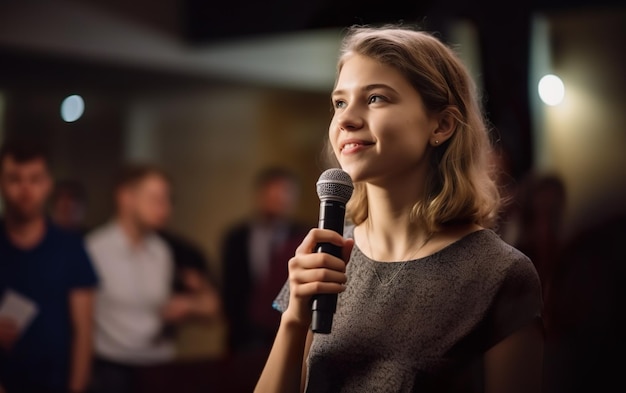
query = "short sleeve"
xmin=486 ymin=253 xmax=543 ymax=348
xmin=272 ymin=280 xmax=290 ymax=313
xmin=67 ymin=236 xmax=99 ymax=289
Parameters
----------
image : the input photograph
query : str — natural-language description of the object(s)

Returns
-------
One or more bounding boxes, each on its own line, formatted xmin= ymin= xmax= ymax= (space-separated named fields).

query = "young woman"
xmin=254 ymin=24 xmax=543 ymax=393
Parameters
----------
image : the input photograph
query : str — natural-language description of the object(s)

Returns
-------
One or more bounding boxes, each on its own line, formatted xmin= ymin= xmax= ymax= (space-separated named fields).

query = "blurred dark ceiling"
xmin=182 ymin=0 xmax=624 ymax=43
xmin=1 ymin=0 xmax=623 ymax=90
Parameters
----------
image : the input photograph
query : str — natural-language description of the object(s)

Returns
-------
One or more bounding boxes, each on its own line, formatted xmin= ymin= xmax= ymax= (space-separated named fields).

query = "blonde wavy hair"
xmin=325 ymin=25 xmax=501 ymax=233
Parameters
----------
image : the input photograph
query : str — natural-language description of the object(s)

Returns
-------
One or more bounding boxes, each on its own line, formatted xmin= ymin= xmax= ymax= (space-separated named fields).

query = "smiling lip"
xmin=340 ymin=139 xmax=374 ymax=154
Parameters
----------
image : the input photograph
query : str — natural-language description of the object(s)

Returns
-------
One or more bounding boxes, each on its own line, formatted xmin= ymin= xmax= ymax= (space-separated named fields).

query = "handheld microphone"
xmin=311 ymin=168 xmax=354 ymax=334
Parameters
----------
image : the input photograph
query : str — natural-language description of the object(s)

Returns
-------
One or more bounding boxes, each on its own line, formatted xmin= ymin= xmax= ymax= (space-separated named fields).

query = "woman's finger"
xmin=342 ymin=238 xmax=355 ymax=264
xmin=289 ymin=252 xmax=347 ymax=273
xmin=290 ymin=268 xmax=347 ymax=286
xmin=295 ymin=228 xmax=348 ymax=255
xmin=291 ymin=281 xmax=347 ymax=298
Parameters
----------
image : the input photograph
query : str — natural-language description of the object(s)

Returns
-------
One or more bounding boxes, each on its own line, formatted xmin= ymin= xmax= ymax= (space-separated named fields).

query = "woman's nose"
xmin=335 ymin=104 xmax=364 ymax=131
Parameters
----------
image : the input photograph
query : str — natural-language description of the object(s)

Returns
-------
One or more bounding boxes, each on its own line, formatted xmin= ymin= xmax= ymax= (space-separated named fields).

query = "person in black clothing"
xmin=0 ymin=137 xmax=98 ymax=393
xmin=220 ymin=166 xmax=309 ymax=355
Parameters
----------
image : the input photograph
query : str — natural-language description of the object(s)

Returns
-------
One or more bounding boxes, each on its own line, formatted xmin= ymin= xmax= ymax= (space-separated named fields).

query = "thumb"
xmin=341 ymin=238 xmax=355 ymax=264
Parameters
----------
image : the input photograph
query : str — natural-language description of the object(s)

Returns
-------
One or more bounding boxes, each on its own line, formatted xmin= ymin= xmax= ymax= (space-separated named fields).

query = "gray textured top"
xmin=273 ymin=227 xmax=542 ymax=393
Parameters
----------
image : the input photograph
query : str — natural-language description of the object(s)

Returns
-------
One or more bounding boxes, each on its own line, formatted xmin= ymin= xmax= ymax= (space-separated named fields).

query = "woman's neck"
xmin=361 ymin=179 xmax=431 ymax=261
xmin=356 ymin=169 xmax=485 ymax=262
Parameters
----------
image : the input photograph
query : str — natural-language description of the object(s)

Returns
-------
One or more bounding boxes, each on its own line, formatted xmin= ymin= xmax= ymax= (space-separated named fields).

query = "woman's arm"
xmin=254 ymin=229 xmax=353 ymax=393
xmin=484 ymin=318 xmax=544 ymax=393
xmin=301 ymin=330 xmax=314 ymax=391
xmin=254 ymin=318 xmax=311 ymax=393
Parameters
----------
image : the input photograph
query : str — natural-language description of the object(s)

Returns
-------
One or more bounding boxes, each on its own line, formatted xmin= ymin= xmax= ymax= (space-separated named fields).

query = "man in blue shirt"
xmin=0 ymin=137 xmax=99 ymax=393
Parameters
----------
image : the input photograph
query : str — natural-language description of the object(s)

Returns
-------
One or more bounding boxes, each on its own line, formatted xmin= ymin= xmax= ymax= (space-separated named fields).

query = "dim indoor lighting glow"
xmin=538 ymin=74 xmax=565 ymax=106
xmin=60 ymin=95 xmax=85 ymax=122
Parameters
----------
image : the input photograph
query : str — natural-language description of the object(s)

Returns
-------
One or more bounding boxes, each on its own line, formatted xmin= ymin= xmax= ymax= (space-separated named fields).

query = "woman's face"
xmin=329 ymin=54 xmax=438 ymax=185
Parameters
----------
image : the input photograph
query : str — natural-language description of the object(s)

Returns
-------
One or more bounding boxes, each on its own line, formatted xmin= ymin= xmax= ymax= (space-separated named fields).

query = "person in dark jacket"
xmin=220 ymin=166 xmax=309 ymax=355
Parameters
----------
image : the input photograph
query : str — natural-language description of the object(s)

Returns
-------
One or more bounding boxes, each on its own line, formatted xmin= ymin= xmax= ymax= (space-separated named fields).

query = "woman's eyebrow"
xmin=332 ymin=83 xmax=398 ymax=97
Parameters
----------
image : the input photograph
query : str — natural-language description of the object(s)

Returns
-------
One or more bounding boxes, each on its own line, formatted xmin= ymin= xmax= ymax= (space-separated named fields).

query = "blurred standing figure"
xmin=221 ymin=166 xmax=309 ymax=354
xmin=85 ymin=163 xmax=220 ymax=393
xmin=541 ymin=214 xmax=626 ymax=393
xmin=0 ymin=137 xmax=98 ymax=393
xmin=515 ymin=172 xmax=566 ymax=300
xmin=49 ymin=179 xmax=89 ymax=235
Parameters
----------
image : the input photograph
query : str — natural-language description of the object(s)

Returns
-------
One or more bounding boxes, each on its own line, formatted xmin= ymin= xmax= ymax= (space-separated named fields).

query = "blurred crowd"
xmin=0 ymin=135 xmax=623 ymax=393
xmin=0 ymin=136 xmax=309 ymax=393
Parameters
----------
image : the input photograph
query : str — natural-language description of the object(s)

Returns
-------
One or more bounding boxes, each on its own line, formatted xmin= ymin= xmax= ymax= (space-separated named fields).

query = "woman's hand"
xmin=282 ymin=228 xmax=354 ymax=329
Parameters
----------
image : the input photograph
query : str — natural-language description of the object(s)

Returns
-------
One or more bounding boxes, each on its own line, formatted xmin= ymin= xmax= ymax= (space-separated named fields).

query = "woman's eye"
xmin=334 ymin=100 xmax=347 ymax=109
xmin=368 ymin=95 xmax=385 ymax=104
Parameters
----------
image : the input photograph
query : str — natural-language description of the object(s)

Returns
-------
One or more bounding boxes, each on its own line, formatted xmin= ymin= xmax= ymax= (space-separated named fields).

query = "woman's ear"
xmin=430 ymin=107 xmax=458 ymax=147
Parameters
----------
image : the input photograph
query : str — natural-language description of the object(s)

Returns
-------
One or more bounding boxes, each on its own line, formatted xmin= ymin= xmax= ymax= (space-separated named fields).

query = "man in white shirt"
xmin=86 ymin=163 xmax=220 ymax=393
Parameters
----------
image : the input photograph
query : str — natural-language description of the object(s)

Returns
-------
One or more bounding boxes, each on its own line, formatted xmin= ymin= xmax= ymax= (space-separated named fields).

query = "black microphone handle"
xmin=311 ymin=200 xmax=345 ymax=334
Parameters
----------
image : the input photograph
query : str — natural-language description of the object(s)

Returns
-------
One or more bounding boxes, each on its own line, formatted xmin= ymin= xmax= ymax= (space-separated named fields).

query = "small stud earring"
xmin=434 ymin=140 xmax=439 ymax=145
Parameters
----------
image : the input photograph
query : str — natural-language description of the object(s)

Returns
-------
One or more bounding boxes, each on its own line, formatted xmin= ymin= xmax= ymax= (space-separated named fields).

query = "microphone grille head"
xmin=316 ymin=168 xmax=354 ymax=203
